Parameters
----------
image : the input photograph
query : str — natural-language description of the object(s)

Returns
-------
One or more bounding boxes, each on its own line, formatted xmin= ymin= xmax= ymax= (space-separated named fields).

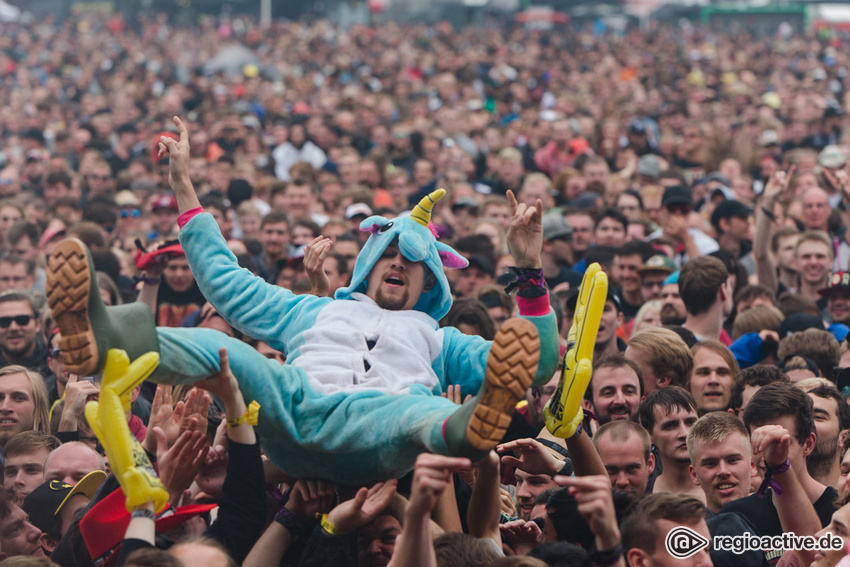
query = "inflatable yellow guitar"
xmin=544 ymin=263 xmax=608 ymax=438
xmin=85 ymin=349 xmax=168 ymax=513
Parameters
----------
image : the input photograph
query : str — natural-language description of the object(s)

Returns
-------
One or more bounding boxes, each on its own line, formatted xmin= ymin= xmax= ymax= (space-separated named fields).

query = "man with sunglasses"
xmin=646 ymin=186 xmax=718 ymax=266
xmin=0 ymin=294 xmax=52 ymax=383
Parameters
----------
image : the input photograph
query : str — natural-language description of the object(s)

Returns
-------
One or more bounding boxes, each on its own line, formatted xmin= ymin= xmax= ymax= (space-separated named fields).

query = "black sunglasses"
xmin=49 ymin=347 xmax=62 ymax=359
xmin=0 ymin=315 xmax=32 ymax=328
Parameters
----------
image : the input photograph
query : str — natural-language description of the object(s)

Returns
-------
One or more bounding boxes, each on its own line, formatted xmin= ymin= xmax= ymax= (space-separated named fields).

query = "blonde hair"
xmin=0 ymin=366 xmax=50 ymax=436
xmin=627 ymin=327 xmax=693 ymax=388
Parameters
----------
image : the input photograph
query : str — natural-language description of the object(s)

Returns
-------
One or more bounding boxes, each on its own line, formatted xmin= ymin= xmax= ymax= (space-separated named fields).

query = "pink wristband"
xmin=517 ymin=292 xmax=550 ymax=317
xmin=178 ymin=207 xmax=204 ymax=229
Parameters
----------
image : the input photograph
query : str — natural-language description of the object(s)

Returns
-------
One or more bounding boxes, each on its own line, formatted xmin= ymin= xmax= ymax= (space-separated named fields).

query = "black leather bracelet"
xmin=761 ymin=205 xmax=776 ymax=221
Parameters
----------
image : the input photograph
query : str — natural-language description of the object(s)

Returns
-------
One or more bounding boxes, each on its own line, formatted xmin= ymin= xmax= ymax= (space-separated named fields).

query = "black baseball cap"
xmin=661 ymin=185 xmax=692 ymax=208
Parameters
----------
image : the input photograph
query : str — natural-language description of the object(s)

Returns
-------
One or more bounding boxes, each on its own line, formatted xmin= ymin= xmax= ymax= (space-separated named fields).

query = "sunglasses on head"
xmin=0 ymin=315 xmax=32 ymax=328
xmin=121 ymin=208 xmax=141 ymax=218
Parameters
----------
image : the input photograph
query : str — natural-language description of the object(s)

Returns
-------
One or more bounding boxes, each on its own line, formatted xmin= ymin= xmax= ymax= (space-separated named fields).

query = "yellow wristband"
xmin=320 ymin=513 xmax=348 ymax=536
xmin=226 ymin=400 xmax=260 ymax=428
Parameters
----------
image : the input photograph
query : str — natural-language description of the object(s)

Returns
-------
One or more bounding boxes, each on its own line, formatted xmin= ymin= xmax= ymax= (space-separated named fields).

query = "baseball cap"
xmin=23 ymin=471 xmax=107 ymax=535
xmin=152 ymin=195 xmax=179 ymax=212
xmin=819 ymin=145 xmax=847 ymax=169
xmin=637 ymin=254 xmax=677 ymax=275
xmin=81 ymin=486 xmax=216 ymax=567
xmin=465 ymin=255 xmax=495 ymax=278
xmin=637 ymin=155 xmax=661 ymax=179
xmin=661 ymin=185 xmax=692 ymax=208
xmin=710 ymin=200 xmax=753 ymax=229
xmin=703 ymin=171 xmax=731 ymax=188
xmin=114 ymin=190 xmax=141 ymax=208
xmin=818 ymin=271 xmax=850 ymax=297
xmin=542 ymin=214 xmax=572 ymax=241
xmin=344 ymin=203 xmax=373 ymax=220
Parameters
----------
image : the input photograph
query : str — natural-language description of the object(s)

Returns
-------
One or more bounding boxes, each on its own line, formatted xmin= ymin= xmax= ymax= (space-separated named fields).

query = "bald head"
xmin=43 ymin=442 xmax=105 ymax=485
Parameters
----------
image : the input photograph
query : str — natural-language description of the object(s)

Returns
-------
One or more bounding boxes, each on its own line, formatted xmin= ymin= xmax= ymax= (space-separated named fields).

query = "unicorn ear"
xmin=359 ymin=216 xmax=391 ymax=234
xmin=436 ymin=242 xmax=469 ymax=269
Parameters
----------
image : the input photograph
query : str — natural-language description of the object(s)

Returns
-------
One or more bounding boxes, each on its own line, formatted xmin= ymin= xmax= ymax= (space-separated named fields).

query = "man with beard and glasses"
xmin=582 ymin=353 xmax=643 ymax=427
xmin=659 ymin=272 xmax=687 ymax=326
xmin=639 ymin=387 xmax=703 ymax=501
xmin=799 ymin=383 xmax=850 ymax=488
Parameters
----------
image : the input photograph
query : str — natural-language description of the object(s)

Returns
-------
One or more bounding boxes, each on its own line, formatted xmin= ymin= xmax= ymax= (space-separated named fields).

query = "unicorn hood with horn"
xmin=335 ymin=189 xmax=468 ymax=321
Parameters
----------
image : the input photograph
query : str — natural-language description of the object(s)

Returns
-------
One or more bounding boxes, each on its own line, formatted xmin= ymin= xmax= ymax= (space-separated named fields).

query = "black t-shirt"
xmin=720 ymin=486 xmax=837 ymax=566
xmin=156 ymin=280 xmax=206 ymax=327
xmin=706 ymin=510 xmax=769 ymax=567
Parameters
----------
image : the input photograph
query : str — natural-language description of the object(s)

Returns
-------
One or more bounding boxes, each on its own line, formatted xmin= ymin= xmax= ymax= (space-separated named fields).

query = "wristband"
xmin=134 ymin=275 xmax=161 ymax=285
xmin=591 ymin=543 xmax=623 ymax=567
xmin=504 ymin=267 xmax=546 ymax=296
xmin=320 ymin=513 xmax=349 ymax=536
xmin=274 ymin=507 xmax=315 ymax=537
xmin=756 ymin=457 xmax=790 ymax=498
xmin=226 ymin=400 xmax=260 ymax=428
xmin=131 ymin=508 xmax=156 ymax=521
xmin=761 ymin=206 xmax=776 ymax=222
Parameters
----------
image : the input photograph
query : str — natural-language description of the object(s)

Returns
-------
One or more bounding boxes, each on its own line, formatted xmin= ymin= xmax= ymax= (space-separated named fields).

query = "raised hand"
xmin=304 ymin=236 xmax=332 ymax=297
xmin=407 ymin=454 xmax=470 ymax=518
xmin=155 ymin=427 xmax=209 ymax=505
xmin=157 ymin=116 xmax=200 ymax=211
xmin=763 ymin=165 xmax=795 ymax=205
xmin=327 ymin=479 xmax=398 ymax=534
xmin=506 ymin=190 xmax=543 ymax=268
xmin=58 ymin=374 xmax=100 ymax=432
xmin=555 ymin=475 xmax=620 ymax=550
xmin=497 ymin=438 xmax=564 ymax=477
xmin=750 ymin=424 xmax=792 ymax=468
xmin=286 ymin=479 xmax=336 ymax=521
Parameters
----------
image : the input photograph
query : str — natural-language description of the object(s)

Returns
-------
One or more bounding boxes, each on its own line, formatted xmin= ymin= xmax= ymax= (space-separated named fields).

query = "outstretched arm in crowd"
xmin=498 ymin=432 xmax=606 ymax=478
xmin=243 ymin=478 xmax=335 ymax=567
xmin=466 ymin=451 xmax=503 ymax=547
xmin=158 ymin=117 xmax=202 ymax=215
xmin=304 ymin=235 xmax=333 ymax=297
xmin=555 ymin=475 xmax=625 ymax=567
xmin=195 ymin=348 xmax=267 ymax=564
xmin=387 ymin=454 xmax=471 ymax=567
xmin=754 ymin=167 xmax=793 ymax=293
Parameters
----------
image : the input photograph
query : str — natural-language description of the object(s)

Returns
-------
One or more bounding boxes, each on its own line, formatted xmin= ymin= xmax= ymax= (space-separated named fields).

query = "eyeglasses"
xmin=0 ymin=315 xmax=33 ymax=328
xmin=0 ymin=178 xmax=14 ymax=185
xmin=49 ymin=347 xmax=61 ymax=359
xmin=87 ymin=174 xmax=110 ymax=181
xmin=121 ymin=209 xmax=141 ymax=218
xmin=641 ymin=281 xmax=664 ymax=290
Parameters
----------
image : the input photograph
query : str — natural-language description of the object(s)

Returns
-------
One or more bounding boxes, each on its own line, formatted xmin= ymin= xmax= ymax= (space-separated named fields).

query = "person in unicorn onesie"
xmin=46 ymin=117 xmax=559 ymax=485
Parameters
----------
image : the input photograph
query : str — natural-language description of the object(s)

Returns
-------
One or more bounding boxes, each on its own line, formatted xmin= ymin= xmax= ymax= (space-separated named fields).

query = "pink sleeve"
xmin=517 ymin=292 xmax=551 ymax=317
xmin=178 ymin=207 xmax=204 ymax=229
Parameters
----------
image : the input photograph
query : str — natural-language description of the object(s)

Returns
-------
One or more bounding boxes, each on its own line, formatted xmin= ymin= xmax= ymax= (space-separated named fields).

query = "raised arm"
xmin=754 ymin=167 xmax=793 ymax=292
xmin=158 ymin=117 xmax=201 ymax=214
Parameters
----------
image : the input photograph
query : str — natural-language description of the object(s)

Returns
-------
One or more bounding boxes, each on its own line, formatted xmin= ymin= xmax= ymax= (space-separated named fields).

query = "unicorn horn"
xmin=410 ymin=189 xmax=446 ymax=227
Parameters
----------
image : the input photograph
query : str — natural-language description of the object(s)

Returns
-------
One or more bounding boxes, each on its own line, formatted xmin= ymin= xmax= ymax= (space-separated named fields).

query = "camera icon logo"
xmin=665 ymin=526 xmax=710 ymax=559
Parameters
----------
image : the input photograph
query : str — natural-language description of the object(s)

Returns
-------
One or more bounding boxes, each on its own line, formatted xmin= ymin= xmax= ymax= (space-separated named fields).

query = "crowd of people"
xmin=1 ymin=6 xmax=850 ymax=567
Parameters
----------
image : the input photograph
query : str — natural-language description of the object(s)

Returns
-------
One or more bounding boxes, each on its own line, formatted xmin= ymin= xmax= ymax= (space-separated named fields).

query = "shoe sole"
xmin=46 ymin=239 xmax=98 ymax=376
xmin=467 ymin=318 xmax=539 ymax=451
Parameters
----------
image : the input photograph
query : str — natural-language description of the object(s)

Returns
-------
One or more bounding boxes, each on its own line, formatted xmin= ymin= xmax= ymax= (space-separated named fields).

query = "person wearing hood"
xmin=46 ymin=117 xmax=559 ymax=485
